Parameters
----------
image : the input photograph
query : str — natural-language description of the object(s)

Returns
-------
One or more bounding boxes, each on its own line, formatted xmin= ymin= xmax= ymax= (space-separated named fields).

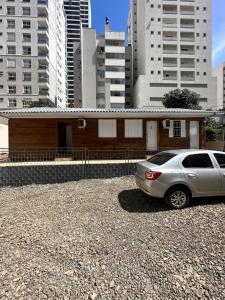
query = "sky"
xmin=92 ymin=0 xmax=225 ymax=70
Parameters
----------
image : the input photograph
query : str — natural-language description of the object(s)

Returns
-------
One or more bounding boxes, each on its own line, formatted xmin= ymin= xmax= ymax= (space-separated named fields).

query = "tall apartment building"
xmin=63 ymin=0 xmax=91 ymax=107
xmin=0 ymin=0 xmax=67 ymax=109
xmin=128 ymin=0 xmax=217 ymax=109
xmin=74 ymin=20 xmax=126 ymax=109
xmin=213 ymin=63 xmax=225 ymax=109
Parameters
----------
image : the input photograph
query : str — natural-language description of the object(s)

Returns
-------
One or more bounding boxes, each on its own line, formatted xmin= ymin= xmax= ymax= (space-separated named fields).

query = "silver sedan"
xmin=135 ymin=149 xmax=225 ymax=209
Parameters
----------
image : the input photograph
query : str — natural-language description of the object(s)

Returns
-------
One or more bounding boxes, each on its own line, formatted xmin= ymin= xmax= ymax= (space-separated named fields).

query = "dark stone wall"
xmin=0 ymin=163 xmax=137 ymax=187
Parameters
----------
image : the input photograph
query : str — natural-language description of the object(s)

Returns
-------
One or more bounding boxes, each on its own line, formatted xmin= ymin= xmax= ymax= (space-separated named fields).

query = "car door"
xmin=181 ymin=153 xmax=222 ymax=196
xmin=213 ymin=153 xmax=225 ymax=194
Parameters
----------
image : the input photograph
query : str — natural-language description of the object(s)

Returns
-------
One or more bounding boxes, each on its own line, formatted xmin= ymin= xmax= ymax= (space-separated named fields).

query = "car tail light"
xmin=145 ymin=171 xmax=161 ymax=181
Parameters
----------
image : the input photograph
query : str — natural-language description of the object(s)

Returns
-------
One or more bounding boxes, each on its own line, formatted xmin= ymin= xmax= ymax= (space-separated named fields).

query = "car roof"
xmin=160 ymin=149 xmax=225 ymax=155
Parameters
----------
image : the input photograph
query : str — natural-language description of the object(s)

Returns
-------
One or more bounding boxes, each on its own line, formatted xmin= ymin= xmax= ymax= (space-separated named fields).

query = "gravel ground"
xmin=0 ymin=176 xmax=224 ymax=300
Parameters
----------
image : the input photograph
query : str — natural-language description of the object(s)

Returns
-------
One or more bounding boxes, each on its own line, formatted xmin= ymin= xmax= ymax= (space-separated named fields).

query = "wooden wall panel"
xmin=9 ymin=117 xmax=204 ymax=150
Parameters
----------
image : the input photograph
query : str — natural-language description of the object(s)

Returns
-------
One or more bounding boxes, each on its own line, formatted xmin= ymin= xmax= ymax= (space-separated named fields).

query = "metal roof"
xmin=0 ymin=107 xmax=217 ymax=119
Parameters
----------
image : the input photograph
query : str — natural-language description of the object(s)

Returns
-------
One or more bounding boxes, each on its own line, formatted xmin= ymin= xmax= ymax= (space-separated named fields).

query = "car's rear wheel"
xmin=165 ymin=187 xmax=190 ymax=209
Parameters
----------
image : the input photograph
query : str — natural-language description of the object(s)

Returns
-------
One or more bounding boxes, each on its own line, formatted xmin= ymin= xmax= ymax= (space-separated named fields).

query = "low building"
xmin=0 ymin=108 xmax=214 ymax=153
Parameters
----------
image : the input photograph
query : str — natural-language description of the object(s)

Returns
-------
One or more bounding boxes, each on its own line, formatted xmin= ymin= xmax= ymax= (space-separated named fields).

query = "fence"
xmin=0 ymin=148 xmax=147 ymax=187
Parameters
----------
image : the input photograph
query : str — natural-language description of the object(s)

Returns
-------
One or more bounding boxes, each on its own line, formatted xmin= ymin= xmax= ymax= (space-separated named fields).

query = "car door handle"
xmin=223 ymin=173 xmax=225 ymax=178
xmin=188 ymin=174 xmax=197 ymax=179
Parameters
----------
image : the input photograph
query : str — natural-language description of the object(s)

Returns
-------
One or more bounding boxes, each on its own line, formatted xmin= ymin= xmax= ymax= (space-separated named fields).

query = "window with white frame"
xmin=169 ymin=120 xmax=186 ymax=138
xmin=23 ymin=72 xmax=31 ymax=81
xmin=173 ymin=121 xmax=181 ymax=138
xmin=7 ymin=32 xmax=15 ymax=41
xmin=23 ymin=46 xmax=31 ymax=55
xmin=8 ymin=85 xmax=16 ymax=94
xmin=125 ymin=120 xmax=143 ymax=138
xmin=7 ymin=59 xmax=16 ymax=68
xmin=8 ymin=98 xmax=17 ymax=107
xmin=98 ymin=119 xmax=117 ymax=138
xmin=23 ymin=85 xmax=32 ymax=94
xmin=7 ymin=45 xmax=16 ymax=54
xmin=23 ymin=20 xmax=31 ymax=29
xmin=8 ymin=72 xmax=16 ymax=81
xmin=23 ymin=59 xmax=31 ymax=68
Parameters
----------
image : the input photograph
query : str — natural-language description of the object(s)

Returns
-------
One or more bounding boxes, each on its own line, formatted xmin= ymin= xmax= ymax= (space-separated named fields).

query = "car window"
xmin=147 ymin=152 xmax=177 ymax=166
xmin=182 ymin=154 xmax=214 ymax=169
xmin=214 ymin=153 xmax=225 ymax=168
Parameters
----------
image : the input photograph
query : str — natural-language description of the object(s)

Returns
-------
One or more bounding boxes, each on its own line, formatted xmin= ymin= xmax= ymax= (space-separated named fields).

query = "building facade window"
xmin=8 ymin=85 xmax=16 ymax=94
xmin=23 ymin=85 xmax=32 ymax=94
xmin=8 ymin=98 xmax=17 ymax=107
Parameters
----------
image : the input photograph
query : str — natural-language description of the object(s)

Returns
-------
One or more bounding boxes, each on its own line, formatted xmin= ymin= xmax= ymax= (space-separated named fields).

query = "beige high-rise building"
xmin=128 ymin=0 xmax=217 ymax=109
xmin=213 ymin=63 xmax=225 ymax=109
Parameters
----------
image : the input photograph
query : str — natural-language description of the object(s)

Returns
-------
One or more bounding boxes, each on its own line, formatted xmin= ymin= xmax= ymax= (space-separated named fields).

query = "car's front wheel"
xmin=165 ymin=187 xmax=191 ymax=209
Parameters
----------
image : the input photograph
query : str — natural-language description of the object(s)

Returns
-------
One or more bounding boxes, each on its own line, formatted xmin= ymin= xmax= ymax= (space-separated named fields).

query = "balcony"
xmin=180 ymin=5 xmax=195 ymax=15
xmin=37 ymin=0 xmax=48 ymax=7
xmin=163 ymin=44 xmax=177 ymax=54
xmin=38 ymin=61 xmax=49 ymax=70
xmin=38 ymin=73 xmax=49 ymax=83
xmin=180 ymin=19 xmax=195 ymax=29
xmin=39 ymin=88 xmax=49 ymax=96
xmin=181 ymin=58 xmax=195 ymax=68
xmin=163 ymin=57 xmax=177 ymax=67
xmin=163 ymin=31 xmax=177 ymax=41
xmin=181 ymin=71 xmax=195 ymax=81
xmin=180 ymin=45 xmax=195 ymax=55
xmin=163 ymin=4 xmax=177 ymax=14
xmin=162 ymin=18 xmax=177 ymax=28
xmin=38 ymin=6 xmax=48 ymax=18
xmin=38 ymin=47 xmax=49 ymax=57
xmin=38 ymin=34 xmax=49 ymax=45
xmin=163 ymin=71 xmax=177 ymax=81
xmin=180 ymin=32 xmax=195 ymax=42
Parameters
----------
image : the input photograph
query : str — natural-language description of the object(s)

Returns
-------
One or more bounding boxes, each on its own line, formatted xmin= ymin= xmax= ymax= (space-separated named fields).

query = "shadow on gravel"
xmin=118 ymin=189 xmax=225 ymax=213
xmin=118 ymin=189 xmax=169 ymax=213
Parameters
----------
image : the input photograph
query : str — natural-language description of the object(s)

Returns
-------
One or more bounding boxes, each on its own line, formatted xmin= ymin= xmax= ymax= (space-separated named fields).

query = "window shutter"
xmin=125 ymin=120 xmax=143 ymax=138
xmin=181 ymin=120 xmax=186 ymax=138
xmin=98 ymin=120 xmax=117 ymax=138
xmin=169 ymin=120 xmax=174 ymax=138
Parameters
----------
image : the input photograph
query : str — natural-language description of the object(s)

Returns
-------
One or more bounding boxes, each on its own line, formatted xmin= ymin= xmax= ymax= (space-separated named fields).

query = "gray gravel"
xmin=0 ymin=176 xmax=224 ymax=300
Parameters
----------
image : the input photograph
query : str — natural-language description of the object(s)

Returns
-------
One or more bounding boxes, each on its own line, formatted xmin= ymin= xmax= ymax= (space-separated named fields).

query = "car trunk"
xmin=136 ymin=161 xmax=158 ymax=180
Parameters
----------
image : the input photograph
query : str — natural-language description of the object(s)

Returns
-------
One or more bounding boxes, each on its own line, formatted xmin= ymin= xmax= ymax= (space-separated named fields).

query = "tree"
xmin=163 ymin=88 xmax=201 ymax=110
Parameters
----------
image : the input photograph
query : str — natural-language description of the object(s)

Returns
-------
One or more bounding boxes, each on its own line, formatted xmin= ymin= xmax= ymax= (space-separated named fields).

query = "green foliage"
xmin=163 ymin=88 xmax=201 ymax=110
xmin=22 ymin=101 xmax=49 ymax=108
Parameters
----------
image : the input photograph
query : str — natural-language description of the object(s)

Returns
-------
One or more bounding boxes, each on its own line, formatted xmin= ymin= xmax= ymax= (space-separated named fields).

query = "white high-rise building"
xmin=74 ymin=20 xmax=126 ymax=109
xmin=63 ymin=0 xmax=91 ymax=107
xmin=128 ymin=0 xmax=217 ymax=109
xmin=213 ymin=63 xmax=225 ymax=109
xmin=0 ymin=0 xmax=67 ymax=109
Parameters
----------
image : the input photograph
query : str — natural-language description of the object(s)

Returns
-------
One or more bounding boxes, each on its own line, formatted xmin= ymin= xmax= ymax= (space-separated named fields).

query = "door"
xmin=58 ymin=123 xmax=73 ymax=152
xmin=212 ymin=152 xmax=225 ymax=194
xmin=182 ymin=153 xmax=222 ymax=196
xmin=147 ymin=121 xmax=158 ymax=151
xmin=190 ymin=121 xmax=199 ymax=149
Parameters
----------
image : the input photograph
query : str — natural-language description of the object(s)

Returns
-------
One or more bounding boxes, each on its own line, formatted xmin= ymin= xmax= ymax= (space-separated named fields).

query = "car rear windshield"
xmin=147 ymin=152 xmax=177 ymax=166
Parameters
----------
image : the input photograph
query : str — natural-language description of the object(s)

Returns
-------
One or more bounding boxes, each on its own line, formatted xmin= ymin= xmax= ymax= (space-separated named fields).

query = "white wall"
xmin=81 ymin=28 xmax=97 ymax=108
xmin=0 ymin=117 xmax=8 ymax=148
